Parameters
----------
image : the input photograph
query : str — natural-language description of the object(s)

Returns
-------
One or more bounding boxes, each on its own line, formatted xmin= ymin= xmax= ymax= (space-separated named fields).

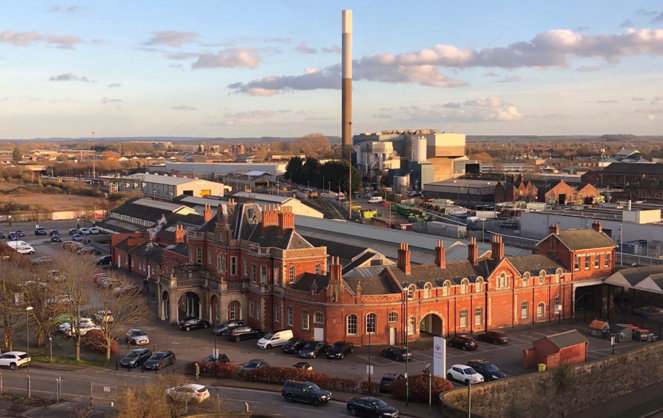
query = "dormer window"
xmin=443 ymin=280 xmax=451 ymax=296
xmin=460 ymin=278 xmax=469 ymax=294
xmin=407 ymin=284 xmax=416 ymax=299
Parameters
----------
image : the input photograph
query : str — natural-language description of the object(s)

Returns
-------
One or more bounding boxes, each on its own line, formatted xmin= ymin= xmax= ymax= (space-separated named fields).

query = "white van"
xmin=368 ymin=196 xmax=383 ymax=204
xmin=7 ymin=241 xmax=28 ymax=249
xmin=257 ymin=329 xmax=294 ymax=349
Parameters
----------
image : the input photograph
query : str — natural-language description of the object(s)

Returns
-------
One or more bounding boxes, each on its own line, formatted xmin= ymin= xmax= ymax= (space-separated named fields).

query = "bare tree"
xmin=0 ymin=253 xmax=31 ymax=350
xmin=56 ymin=253 xmax=98 ymax=361
xmin=94 ymin=274 xmax=152 ymax=360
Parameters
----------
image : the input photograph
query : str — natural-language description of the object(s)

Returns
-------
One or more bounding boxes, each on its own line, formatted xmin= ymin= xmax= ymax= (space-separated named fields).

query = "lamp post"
xmin=26 ymin=306 xmax=33 ymax=374
xmin=402 ymin=286 xmax=410 ymax=407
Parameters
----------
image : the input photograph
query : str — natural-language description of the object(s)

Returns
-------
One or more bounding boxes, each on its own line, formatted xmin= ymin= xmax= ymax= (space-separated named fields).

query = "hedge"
xmin=82 ymin=329 xmax=118 ymax=356
xmin=390 ymin=374 xmax=453 ymax=404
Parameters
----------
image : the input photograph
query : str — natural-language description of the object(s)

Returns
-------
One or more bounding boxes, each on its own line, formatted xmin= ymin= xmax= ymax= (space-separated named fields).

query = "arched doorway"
xmin=210 ymin=295 xmax=220 ymax=325
xmin=178 ymin=291 xmax=202 ymax=320
xmin=160 ymin=290 xmax=170 ymax=321
xmin=420 ymin=312 xmax=445 ymax=337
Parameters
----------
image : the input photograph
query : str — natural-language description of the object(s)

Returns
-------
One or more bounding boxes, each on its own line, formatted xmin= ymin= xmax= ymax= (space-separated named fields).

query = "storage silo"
xmin=411 ymin=136 xmax=427 ymax=163
xmin=393 ymin=176 xmax=410 ymax=193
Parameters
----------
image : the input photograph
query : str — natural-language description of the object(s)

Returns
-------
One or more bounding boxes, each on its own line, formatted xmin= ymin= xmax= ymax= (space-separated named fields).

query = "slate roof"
xmin=247 ymin=226 xmax=313 ymax=250
xmin=114 ymin=237 xmax=132 ymax=252
xmin=507 ymin=254 xmax=566 ymax=275
xmin=164 ymin=242 xmax=188 ymax=256
xmin=553 ymin=229 xmax=617 ymax=251
xmin=545 ymin=330 xmax=589 ymax=349
xmin=129 ymin=242 xmax=164 ymax=264
xmin=600 ymin=163 xmax=663 ymax=175
xmin=384 ymin=260 xmax=487 ymax=287
xmin=303 ymin=236 xmax=367 ymax=262
xmin=344 ymin=276 xmax=400 ymax=295
xmin=342 ymin=252 xmax=377 ymax=275
xmin=291 ymin=273 xmax=329 ymax=294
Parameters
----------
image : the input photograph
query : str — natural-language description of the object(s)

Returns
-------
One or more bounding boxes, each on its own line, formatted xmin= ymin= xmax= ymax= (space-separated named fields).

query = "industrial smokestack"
xmin=342 ymin=10 xmax=352 ymax=161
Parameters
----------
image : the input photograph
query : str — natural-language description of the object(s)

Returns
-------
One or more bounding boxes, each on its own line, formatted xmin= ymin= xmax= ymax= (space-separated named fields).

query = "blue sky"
xmin=2 ymin=1 xmax=663 ymax=139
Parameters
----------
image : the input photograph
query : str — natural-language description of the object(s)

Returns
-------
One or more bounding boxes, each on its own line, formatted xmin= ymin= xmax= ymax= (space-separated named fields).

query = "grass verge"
xmin=31 ymin=354 xmax=113 ymax=368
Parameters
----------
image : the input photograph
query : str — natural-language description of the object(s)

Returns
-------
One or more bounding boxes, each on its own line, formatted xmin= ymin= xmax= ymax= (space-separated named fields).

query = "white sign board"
xmin=366 ymin=365 xmax=374 ymax=376
xmin=433 ymin=337 xmax=446 ymax=378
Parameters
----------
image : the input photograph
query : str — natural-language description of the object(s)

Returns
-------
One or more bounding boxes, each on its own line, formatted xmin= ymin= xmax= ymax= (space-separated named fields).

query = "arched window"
xmin=347 ymin=314 xmax=358 ymax=335
xmin=424 ymin=283 xmax=432 ymax=298
xmin=474 ymin=307 xmax=483 ymax=326
xmin=521 ymin=301 xmax=529 ymax=319
xmin=498 ymin=272 xmax=508 ymax=289
xmin=301 ymin=309 xmax=310 ymax=330
xmin=314 ymin=312 xmax=324 ymax=324
xmin=407 ymin=284 xmax=416 ymax=299
xmin=475 ymin=277 xmax=483 ymax=293
xmin=288 ymin=266 xmax=296 ymax=284
xmin=522 ymin=272 xmax=530 ymax=287
xmin=460 ymin=278 xmax=469 ymax=294
xmin=287 ymin=306 xmax=293 ymax=327
xmin=537 ymin=302 xmax=545 ymax=318
xmin=459 ymin=309 xmax=468 ymax=328
xmin=539 ymin=270 xmax=546 ymax=283
xmin=388 ymin=312 xmax=398 ymax=323
xmin=556 ymin=268 xmax=563 ymax=283
xmin=443 ymin=280 xmax=451 ymax=296
xmin=366 ymin=313 xmax=377 ymax=334
xmin=554 ymin=296 xmax=561 ymax=314
xmin=408 ymin=316 xmax=416 ymax=335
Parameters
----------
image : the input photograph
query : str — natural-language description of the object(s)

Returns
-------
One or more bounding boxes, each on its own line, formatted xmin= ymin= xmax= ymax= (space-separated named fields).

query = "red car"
xmin=477 ymin=330 xmax=510 ymax=345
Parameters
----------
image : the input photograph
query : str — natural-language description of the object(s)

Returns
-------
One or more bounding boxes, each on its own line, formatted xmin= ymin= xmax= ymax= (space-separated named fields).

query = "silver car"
xmin=126 ymin=329 xmax=150 ymax=345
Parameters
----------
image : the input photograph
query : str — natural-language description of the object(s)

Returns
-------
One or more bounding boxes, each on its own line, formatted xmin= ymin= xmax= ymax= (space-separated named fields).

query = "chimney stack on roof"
xmin=491 ymin=235 xmax=504 ymax=261
xmin=591 ymin=221 xmax=602 ymax=233
xmin=435 ymin=240 xmax=446 ymax=268
xmin=203 ymin=204 xmax=212 ymax=222
xmin=175 ymin=224 xmax=185 ymax=244
xmin=278 ymin=206 xmax=295 ymax=235
xmin=398 ymin=242 xmax=411 ymax=274
xmin=549 ymin=223 xmax=559 ymax=235
xmin=468 ymin=237 xmax=479 ymax=265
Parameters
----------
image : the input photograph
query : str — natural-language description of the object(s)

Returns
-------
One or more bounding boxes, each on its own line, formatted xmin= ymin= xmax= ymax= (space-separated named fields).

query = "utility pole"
xmin=91 ymin=131 xmax=95 ymax=178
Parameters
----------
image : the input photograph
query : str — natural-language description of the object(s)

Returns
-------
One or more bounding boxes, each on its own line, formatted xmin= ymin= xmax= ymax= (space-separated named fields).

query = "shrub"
xmin=360 ymin=380 xmax=380 ymax=395
xmin=390 ymin=374 xmax=453 ymax=405
xmin=82 ymin=330 xmax=118 ymax=356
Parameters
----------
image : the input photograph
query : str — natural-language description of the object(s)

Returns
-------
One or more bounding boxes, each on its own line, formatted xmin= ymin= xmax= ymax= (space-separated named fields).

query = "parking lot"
xmin=5 ymin=220 xmax=658 ymax=388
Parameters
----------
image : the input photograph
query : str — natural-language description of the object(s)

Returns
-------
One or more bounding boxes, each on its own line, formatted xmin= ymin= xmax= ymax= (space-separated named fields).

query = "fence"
xmin=0 ymin=372 xmax=118 ymax=407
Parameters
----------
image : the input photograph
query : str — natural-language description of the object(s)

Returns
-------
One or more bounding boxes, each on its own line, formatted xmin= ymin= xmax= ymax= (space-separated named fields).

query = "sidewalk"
xmin=207 ymin=376 xmax=436 ymax=418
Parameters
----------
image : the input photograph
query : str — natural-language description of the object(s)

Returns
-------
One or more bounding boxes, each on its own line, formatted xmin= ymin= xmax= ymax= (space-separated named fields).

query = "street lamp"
xmin=26 ymin=306 xmax=33 ymax=374
xmin=401 ymin=285 xmax=410 ymax=407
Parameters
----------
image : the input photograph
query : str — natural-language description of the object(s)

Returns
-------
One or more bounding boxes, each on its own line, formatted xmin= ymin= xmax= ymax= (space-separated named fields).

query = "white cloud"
xmin=464 ymin=97 xmax=506 ymax=107
xmin=321 ymin=45 xmax=341 ymax=53
xmin=101 ymin=97 xmax=122 ymax=104
xmin=108 ymin=83 xmax=121 ymax=88
xmin=0 ymin=30 xmax=84 ymax=49
xmin=192 ymin=48 xmax=262 ymax=69
xmin=169 ymin=105 xmax=196 ymax=111
xmin=49 ymin=73 xmax=93 ymax=82
xmin=296 ymin=42 xmax=316 ymax=54
xmin=217 ymin=110 xmax=276 ymax=126
xmin=576 ymin=66 xmax=602 ymax=72
xmin=490 ymin=106 xmax=524 ymax=121
xmin=143 ymin=30 xmax=200 ymax=48
xmin=596 ymin=99 xmax=618 ymax=104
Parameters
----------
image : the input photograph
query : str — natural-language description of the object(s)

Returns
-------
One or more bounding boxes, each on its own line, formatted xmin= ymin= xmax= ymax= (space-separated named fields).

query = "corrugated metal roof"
xmin=127 ymin=173 xmax=206 ymax=185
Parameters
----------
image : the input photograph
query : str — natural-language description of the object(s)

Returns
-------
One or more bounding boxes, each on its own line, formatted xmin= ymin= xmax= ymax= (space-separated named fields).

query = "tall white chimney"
xmin=341 ymin=10 xmax=352 ymax=162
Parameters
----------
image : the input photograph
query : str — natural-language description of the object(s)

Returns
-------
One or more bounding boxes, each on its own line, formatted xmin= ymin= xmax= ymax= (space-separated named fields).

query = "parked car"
xmin=326 ymin=341 xmax=354 ymax=359
xmin=292 ymin=361 xmax=313 ymax=371
xmin=49 ymin=229 xmax=59 ymax=236
xmin=72 ymin=234 xmax=84 ymax=242
xmin=212 ymin=320 xmax=246 ymax=336
xmin=93 ymin=272 xmax=109 ymax=283
xmin=0 ymin=232 xmax=5 ymax=239
xmin=98 ymin=277 xmax=121 ymax=288
xmin=35 ymin=227 xmax=47 ymax=236
xmin=179 ymin=317 xmax=210 ymax=331
xmin=126 ymin=329 xmax=150 ymax=345
xmin=166 ymin=384 xmax=209 ymax=403
xmin=144 ymin=351 xmax=176 ymax=370
xmin=298 ymin=341 xmax=328 ymax=359
xmin=227 ymin=326 xmax=261 ymax=342
xmin=79 ymin=228 xmax=90 ymax=235
xmin=381 ymin=346 xmax=412 ymax=362
xmin=446 ymin=364 xmax=484 ymax=385
xmin=16 ymin=245 xmax=35 ymax=255
xmin=448 ymin=335 xmax=479 ymax=351
xmin=282 ymin=338 xmax=308 ymax=354
xmin=240 ymin=359 xmax=268 ymax=374
xmin=31 ymin=256 xmax=53 ymax=265
xmin=89 ymin=227 xmax=101 ymax=234
xmin=257 ymin=329 xmax=294 ymax=349
xmin=203 ymin=354 xmax=229 ymax=364
xmin=0 ymin=351 xmax=30 ymax=370
xmin=58 ymin=318 xmax=101 ymax=336
xmin=477 ymin=330 xmax=510 ymax=345
xmin=466 ymin=359 xmax=506 ymax=382
xmin=68 ymin=228 xmax=80 ymax=235
xmin=50 ymin=235 xmax=62 ymax=243
xmin=8 ymin=232 xmax=17 ymax=241
xmin=96 ymin=255 xmax=112 ymax=266
xmin=94 ymin=310 xmax=114 ymax=323
xmin=114 ymin=285 xmax=142 ymax=297
xmin=77 ymin=246 xmax=99 ymax=255
xmin=15 ymin=230 xmax=25 ymax=237
xmin=120 ymin=349 xmax=152 ymax=368
xmin=346 ymin=397 xmax=399 ymax=417
xmin=379 ymin=373 xmax=404 ymax=393
xmin=281 ymin=381 xmax=331 ymax=407
xmin=62 ymin=241 xmax=76 ymax=250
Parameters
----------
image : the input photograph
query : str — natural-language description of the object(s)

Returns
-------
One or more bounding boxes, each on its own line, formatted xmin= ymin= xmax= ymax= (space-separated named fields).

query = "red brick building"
xmin=495 ymin=175 xmax=538 ymax=203
xmin=110 ymin=202 xmax=617 ymax=346
xmin=523 ymin=329 xmax=589 ymax=369
xmin=545 ymin=180 xmax=600 ymax=205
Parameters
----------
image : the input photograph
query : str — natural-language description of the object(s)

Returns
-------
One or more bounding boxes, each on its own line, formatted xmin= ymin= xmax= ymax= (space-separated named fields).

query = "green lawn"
xmin=32 ymin=354 xmax=113 ymax=368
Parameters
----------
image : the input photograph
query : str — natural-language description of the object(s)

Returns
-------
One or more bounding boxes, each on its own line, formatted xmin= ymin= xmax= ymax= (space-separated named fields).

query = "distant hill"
xmin=467 ymin=135 xmax=663 ymax=143
xmin=8 ymin=136 xmax=342 ymax=144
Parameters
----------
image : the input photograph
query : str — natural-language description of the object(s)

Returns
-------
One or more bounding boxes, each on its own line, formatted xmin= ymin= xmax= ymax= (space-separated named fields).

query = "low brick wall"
xmin=440 ymin=341 xmax=663 ymax=417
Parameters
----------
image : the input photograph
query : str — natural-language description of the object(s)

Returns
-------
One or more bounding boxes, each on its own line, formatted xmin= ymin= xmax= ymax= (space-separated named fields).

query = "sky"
xmin=2 ymin=1 xmax=663 ymax=140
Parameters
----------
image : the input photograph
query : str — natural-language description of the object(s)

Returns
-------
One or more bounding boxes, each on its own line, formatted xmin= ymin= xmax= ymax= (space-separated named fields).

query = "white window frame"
xmin=347 ymin=314 xmax=358 ymax=335
xmin=537 ymin=302 xmax=545 ymax=318
xmin=314 ymin=312 xmax=324 ymax=324
xmin=388 ymin=312 xmax=398 ymax=323
xmin=459 ymin=309 xmax=468 ymax=328
xmin=474 ymin=307 xmax=483 ymax=326
xmin=521 ymin=301 xmax=529 ymax=319
xmin=287 ymin=306 xmax=293 ymax=327
xmin=366 ymin=313 xmax=377 ymax=334
xmin=301 ymin=310 xmax=310 ymax=330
